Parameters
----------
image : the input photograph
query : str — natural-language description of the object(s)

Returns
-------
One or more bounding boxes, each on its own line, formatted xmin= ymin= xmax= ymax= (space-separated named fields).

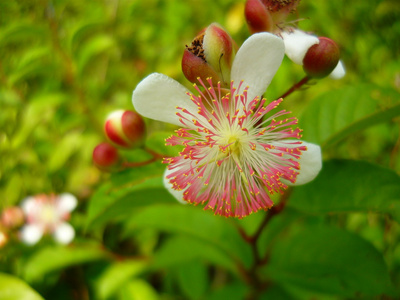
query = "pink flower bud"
xmin=93 ymin=142 xmax=120 ymax=172
xmin=245 ymin=0 xmax=300 ymax=33
xmin=262 ymin=0 xmax=300 ymax=27
xmin=245 ymin=0 xmax=273 ymax=33
xmin=1 ymin=207 xmax=24 ymax=228
xmin=303 ymin=37 xmax=340 ymax=78
xmin=104 ymin=110 xmax=146 ymax=148
xmin=182 ymin=23 xmax=236 ymax=87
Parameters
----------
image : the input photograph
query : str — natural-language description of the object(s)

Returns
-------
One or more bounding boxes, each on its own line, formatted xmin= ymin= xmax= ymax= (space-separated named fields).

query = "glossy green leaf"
xmin=289 ymin=159 xmax=400 ymax=222
xmin=0 ymin=273 xmax=44 ymax=300
xmin=23 ymin=244 xmax=110 ymax=283
xmin=86 ymin=162 xmax=175 ymax=229
xmin=124 ymin=204 xmax=253 ymax=268
xmin=117 ymin=279 xmax=159 ymax=300
xmin=265 ymin=225 xmax=395 ymax=297
xmin=322 ymin=102 xmax=400 ymax=148
xmin=95 ymin=260 xmax=148 ymax=300
xmin=299 ymin=84 xmax=377 ymax=145
xmin=153 ymin=235 xmax=237 ymax=274
xmin=176 ymin=260 xmax=209 ymax=300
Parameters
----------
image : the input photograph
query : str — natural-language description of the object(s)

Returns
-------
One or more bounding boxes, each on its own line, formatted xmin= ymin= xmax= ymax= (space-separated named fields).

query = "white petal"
xmin=281 ymin=29 xmax=319 ymax=65
xmin=20 ymin=224 xmax=44 ymax=245
xmin=231 ymin=32 xmax=284 ymax=101
xmin=57 ymin=193 xmax=77 ymax=213
xmin=53 ymin=222 xmax=75 ymax=244
xmin=329 ymin=60 xmax=346 ymax=79
xmin=20 ymin=196 xmax=35 ymax=215
xmin=132 ymin=73 xmax=198 ymax=127
xmin=286 ymin=141 xmax=322 ymax=186
xmin=163 ymin=168 xmax=186 ymax=204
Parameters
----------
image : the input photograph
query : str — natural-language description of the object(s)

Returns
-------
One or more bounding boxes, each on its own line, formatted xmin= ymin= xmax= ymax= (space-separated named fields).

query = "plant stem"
xmin=279 ymin=76 xmax=310 ymax=99
xmin=242 ymin=188 xmax=292 ymax=299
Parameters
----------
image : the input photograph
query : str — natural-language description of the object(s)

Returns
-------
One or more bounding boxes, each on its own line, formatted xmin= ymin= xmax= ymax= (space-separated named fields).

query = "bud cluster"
xmin=93 ymin=110 xmax=146 ymax=172
xmin=182 ymin=23 xmax=237 ymax=87
xmin=243 ymin=0 xmax=344 ymax=79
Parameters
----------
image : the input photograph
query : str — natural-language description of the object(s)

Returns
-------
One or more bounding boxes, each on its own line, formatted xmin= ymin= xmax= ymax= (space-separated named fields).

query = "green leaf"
xmin=289 ymin=159 xmax=400 ymax=222
xmin=299 ymin=84 xmax=378 ymax=145
xmin=0 ymin=273 xmax=44 ymax=300
xmin=153 ymin=236 xmax=237 ymax=274
xmin=77 ymin=34 xmax=115 ymax=73
xmin=23 ymin=244 xmax=110 ymax=283
xmin=265 ymin=225 xmax=395 ymax=297
xmin=117 ymin=279 xmax=159 ymax=300
xmin=208 ymin=282 xmax=248 ymax=300
xmin=86 ymin=162 xmax=175 ymax=229
xmin=176 ymin=260 xmax=209 ymax=300
xmin=47 ymin=131 xmax=82 ymax=172
xmin=124 ymin=204 xmax=252 ymax=268
xmin=95 ymin=260 xmax=148 ymax=300
xmin=322 ymin=102 xmax=400 ymax=148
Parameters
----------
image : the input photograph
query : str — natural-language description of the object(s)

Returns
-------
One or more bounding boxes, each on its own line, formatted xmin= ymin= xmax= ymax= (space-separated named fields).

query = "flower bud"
xmin=245 ymin=0 xmax=273 ymax=33
xmin=182 ymin=23 xmax=236 ymax=87
xmin=93 ymin=142 xmax=120 ymax=172
xmin=0 ymin=230 xmax=8 ymax=249
xmin=263 ymin=0 xmax=300 ymax=28
xmin=1 ymin=207 xmax=24 ymax=228
xmin=302 ymin=37 xmax=340 ymax=78
xmin=245 ymin=0 xmax=300 ymax=33
xmin=104 ymin=110 xmax=146 ymax=148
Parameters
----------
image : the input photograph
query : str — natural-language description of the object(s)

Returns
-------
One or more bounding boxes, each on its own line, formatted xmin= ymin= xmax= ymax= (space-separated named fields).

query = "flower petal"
xmin=231 ymin=32 xmax=284 ymax=101
xmin=163 ymin=168 xmax=186 ymax=204
xmin=132 ymin=73 xmax=198 ymax=126
xmin=53 ymin=222 xmax=75 ymax=244
xmin=20 ymin=196 xmax=35 ymax=215
xmin=57 ymin=193 xmax=77 ymax=213
xmin=287 ymin=141 xmax=322 ymax=186
xmin=281 ymin=29 xmax=319 ymax=65
xmin=329 ymin=60 xmax=346 ymax=79
xmin=20 ymin=224 xmax=43 ymax=245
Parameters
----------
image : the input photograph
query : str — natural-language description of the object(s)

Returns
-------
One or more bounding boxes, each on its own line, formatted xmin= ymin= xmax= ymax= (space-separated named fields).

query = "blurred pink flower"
xmin=20 ymin=193 xmax=77 ymax=245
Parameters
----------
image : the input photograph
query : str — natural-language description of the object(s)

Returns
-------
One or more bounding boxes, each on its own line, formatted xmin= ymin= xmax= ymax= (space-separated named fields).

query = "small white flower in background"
xmin=20 ymin=193 xmax=77 ymax=245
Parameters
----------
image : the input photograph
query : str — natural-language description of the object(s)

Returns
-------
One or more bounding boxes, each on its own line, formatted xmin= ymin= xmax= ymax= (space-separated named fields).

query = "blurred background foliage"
xmin=0 ymin=0 xmax=400 ymax=299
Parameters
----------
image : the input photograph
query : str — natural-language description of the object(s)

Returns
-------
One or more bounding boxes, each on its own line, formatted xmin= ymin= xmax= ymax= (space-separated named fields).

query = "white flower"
xmin=132 ymin=32 xmax=322 ymax=217
xmin=20 ymin=193 xmax=77 ymax=245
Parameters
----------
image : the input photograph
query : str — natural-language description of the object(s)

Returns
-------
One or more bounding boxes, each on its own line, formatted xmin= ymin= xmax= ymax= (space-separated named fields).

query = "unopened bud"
xmin=1 ymin=207 xmax=24 ymax=228
xmin=93 ymin=142 xmax=120 ymax=172
xmin=105 ymin=110 xmax=146 ymax=148
xmin=182 ymin=23 xmax=236 ymax=87
xmin=0 ymin=230 xmax=8 ymax=249
xmin=245 ymin=0 xmax=300 ymax=33
xmin=303 ymin=37 xmax=340 ymax=78
xmin=263 ymin=0 xmax=300 ymax=27
xmin=245 ymin=0 xmax=273 ymax=33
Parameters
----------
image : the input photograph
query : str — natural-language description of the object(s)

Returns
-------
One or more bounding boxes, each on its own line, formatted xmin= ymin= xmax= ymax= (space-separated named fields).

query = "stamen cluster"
xmin=163 ymin=79 xmax=306 ymax=218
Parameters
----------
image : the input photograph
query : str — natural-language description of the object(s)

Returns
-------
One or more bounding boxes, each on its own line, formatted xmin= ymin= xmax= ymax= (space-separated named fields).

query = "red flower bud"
xmin=182 ymin=23 xmax=236 ymax=87
xmin=104 ymin=110 xmax=146 ymax=148
xmin=303 ymin=37 xmax=340 ymax=78
xmin=245 ymin=0 xmax=273 ymax=33
xmin=93 ymin=143 xmax=120 ymax=172
xmin=1 ymin=207 xmax=24 ymax=228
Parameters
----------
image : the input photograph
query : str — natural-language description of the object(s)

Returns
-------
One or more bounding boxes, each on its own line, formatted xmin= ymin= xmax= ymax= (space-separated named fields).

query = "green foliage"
xmin=0 ymin=0 xmax=399 ymax=299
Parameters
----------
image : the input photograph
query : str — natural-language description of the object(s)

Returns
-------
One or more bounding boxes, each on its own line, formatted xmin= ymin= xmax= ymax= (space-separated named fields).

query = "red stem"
xmin=279 ymin=76 xmax=310 ymax=99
